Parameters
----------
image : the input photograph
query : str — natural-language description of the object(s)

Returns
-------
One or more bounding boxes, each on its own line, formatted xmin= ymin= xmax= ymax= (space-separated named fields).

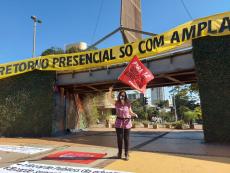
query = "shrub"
xmin=183 ymin=111 xmax=198 ymax=124
xmin=165 ymin=122 xmax=172 ymax=128
xmin=173 ymin=120 xmax=184 ymax=129
xmin=132 ymin=121 xmax=142 ymax=128
xmin=0 ymin=71 xmax=55 ymax=137
xmin=142 ymin=120 xmax=150 ymax=127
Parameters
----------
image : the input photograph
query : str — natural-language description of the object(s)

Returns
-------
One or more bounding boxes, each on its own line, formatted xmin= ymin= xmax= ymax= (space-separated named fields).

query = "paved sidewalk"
xmin=0 ymin=128 xmax=167 ymax=171
xmin=105 ymin=151 xmax=230 ymax=173
xmin=105 ymin=129 xmax=230 ymax=173
xmin=1 ymin=128 xmax=230 ymax=173
xmin=139 ymin=130 xmax=230 ymax=157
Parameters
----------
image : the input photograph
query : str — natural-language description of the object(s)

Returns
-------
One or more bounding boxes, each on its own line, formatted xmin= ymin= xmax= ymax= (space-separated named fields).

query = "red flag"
xmin=118 ymin=55 xmax=154 ymax=94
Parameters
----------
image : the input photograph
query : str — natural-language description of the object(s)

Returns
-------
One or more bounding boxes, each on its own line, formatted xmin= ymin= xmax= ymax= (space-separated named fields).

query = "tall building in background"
xmin=151 ymin=87 xmax=165 ymax=104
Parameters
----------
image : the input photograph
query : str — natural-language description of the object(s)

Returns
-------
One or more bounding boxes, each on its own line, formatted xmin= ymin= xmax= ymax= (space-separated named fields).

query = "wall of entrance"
xmin=193 ymin=35 xmax=230 ymax=143
xmin=0 ymin=71 xmax=55 ymax=137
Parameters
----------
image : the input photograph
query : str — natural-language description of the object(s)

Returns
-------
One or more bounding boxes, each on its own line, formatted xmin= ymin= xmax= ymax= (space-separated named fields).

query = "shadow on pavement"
xmin=42 ymin=129 xmax=167 ymax=149
xmin=135 ymin=130 xmax=230 ymax=165
xmin=42 ymin=129 xmax=230 ymax=165
xmin=2 ymin=128 xmax=230 ymax=166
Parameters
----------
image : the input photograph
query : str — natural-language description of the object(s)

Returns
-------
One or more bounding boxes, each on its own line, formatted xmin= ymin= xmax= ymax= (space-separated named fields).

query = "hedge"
xmin=0 ymin=70 xmax=55 ymax=137
xmin=193 ymin=35 xmax=230 ymax=143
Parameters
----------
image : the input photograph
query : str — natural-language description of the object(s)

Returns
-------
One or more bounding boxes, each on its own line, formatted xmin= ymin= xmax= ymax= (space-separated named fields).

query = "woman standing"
xmin=109 ymin=87 xmax=138 ymax=160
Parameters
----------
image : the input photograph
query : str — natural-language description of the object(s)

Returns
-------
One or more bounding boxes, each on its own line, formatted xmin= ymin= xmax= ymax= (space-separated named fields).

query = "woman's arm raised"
xmin=107 ymin=86 xmax=116 ymax=105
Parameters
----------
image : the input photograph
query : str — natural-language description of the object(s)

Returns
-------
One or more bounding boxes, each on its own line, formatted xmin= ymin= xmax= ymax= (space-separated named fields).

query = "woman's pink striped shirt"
xmin=115 ymin=101 xmax=132 ymax=129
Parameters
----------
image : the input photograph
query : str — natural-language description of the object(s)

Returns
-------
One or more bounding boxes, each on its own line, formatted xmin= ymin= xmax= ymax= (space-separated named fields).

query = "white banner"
xmin=0 ymin=145 xmax=52 ymax=154
xmin=0 ymin=162 xmax=131 ymax=173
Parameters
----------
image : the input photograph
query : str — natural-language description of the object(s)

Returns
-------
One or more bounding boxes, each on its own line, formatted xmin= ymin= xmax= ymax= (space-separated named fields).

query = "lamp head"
xmin=37 ymin=19 xmax=42 ymax=24
xmin=31 ymin=16 xmax=36 ymax=21
xmin=31 ymin=16 xmax=42 ymax=24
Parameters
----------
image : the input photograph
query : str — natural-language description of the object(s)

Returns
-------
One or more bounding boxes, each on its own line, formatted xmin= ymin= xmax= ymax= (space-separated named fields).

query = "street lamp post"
xmin=31 ymin=16 xmax=42 ymax=57
xmin=172 ymin=94 xmax=178 ymax=121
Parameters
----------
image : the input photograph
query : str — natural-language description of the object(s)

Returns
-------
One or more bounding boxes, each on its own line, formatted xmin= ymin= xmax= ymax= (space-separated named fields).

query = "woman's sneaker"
xmin=124 ymin=154 xmax=129 ymax=161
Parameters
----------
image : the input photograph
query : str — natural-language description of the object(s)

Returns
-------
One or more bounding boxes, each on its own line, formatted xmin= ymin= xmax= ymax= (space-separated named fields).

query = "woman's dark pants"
xmin=116 ymin=128 xmax=130 ymax=156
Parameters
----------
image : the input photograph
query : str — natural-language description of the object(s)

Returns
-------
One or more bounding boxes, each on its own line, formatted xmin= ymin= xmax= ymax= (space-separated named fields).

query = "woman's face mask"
xmin=120 ymin=95 xmax=125 ymax=100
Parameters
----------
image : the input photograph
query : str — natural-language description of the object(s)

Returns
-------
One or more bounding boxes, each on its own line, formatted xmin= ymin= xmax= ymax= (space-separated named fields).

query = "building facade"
xmin=151 ymin=87 xmax=165 ymax=104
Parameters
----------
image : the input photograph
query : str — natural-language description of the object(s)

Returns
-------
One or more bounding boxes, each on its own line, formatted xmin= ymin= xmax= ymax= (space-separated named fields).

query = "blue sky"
xmin=0 ymin=0 xmax=229 ymax=63
xmin=0 ymin=0 xmax=229 ymax=99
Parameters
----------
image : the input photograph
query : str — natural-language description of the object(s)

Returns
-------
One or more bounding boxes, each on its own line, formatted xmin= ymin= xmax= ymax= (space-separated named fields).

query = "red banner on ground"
xmin=43 ymin=151 xmax=107 ymax=164
xmin=118 ymin=55 xmax=154 ymax=93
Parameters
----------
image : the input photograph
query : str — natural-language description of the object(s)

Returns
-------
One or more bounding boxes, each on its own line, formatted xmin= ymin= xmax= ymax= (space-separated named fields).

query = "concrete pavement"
xmin=139 ymin=130 xmax=230 ymax=157
xmin=105 ymin=151 xmax=230 ymax=173
xmin=105 ymin=129 xmax=230 ymax=173
xmin=0 ymin=128 xmax=230 ymax=173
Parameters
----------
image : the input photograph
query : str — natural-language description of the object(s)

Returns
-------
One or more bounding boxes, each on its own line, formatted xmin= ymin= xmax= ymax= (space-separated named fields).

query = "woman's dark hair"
xmin=117 ymin=90 xmax=129 ymax=104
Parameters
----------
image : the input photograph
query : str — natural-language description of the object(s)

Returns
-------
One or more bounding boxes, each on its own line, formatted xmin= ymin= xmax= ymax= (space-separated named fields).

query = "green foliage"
xmin=41 ymin=47 xmax=64 ymax=56
xmin=0 ymin=89 xmax=29 ymax=134
xmin=41 ymin=45 xmax=98 ymax=56
xmin=0 ymin=71 xmax=55 ymax=136
xmin=159 ymin=110 xmax=174 ymax=122
xmin=180 ymin=106 xmax=201 ymax=124
xmin=132 ymin=99 xmax=147 ymax=120
xmin=132 ymin=120 xmax=142 ymax=128
xmin=194 ymin=106 xmax=202 ymax=119
xmin=173 ymin=120 xmax=185 ymax=129
xmin=142 ymin=120 xmax=150 ymax=127
xmin=170 ymin=85 xmax=199 ymax=121
xmin=65 ymin=46 xmax=80 ymax=54
xmin=178 ymin=106 xmax=190 ymax=119
xmin=100 ymin=109 xmax=112 ymax=122
xmin=189 ymin=83 xmax=199 ymax=94
xmin=132 ymin=99 xmax=165 ymax=120
xmin=193 ymin=36 xmax=230 ymax=142
xmin=156 ymin=100 xmax=169 ymax=108
xmin=146 ymin=107 xmax=159 ymax=119
xmin=183 ymin=110 xmax=197 ymax=124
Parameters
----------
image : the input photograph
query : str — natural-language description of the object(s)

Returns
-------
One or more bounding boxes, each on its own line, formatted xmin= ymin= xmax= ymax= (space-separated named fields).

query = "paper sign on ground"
xmin=0 ymin=145 xmax=52 ymax=154
xmin=0 ymin=161 xmax=131 ymax=173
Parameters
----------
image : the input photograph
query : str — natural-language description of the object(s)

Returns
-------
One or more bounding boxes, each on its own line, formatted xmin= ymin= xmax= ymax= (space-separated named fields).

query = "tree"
xmin=158 ymin=110 xmax=174 ymax=122
xmin=41 ymin=45 xmax=98 ymax=56
xmin=194 ymin=106 xmax=202 ymax=119
xmin=156 ymin=100 xmax=169 ymax=108
xmin=65 ymin=46 xmax=80 ymax=54
xmin=132 ymin=99 xmax=147 ymax=120
xmin=189 ymin=83 xmax=199 ymax=94
xmin=147 ymin=107 xmax=159 ymax=120
xmin=170 ymin=84 xmax=200 ymax=121
xmin=41 ymin=47 xmax=64 ymax=56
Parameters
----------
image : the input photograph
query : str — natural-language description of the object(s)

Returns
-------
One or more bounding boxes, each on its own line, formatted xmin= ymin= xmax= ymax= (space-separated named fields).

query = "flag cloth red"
xmin=118 ymin=55 xmax=154 ymax=94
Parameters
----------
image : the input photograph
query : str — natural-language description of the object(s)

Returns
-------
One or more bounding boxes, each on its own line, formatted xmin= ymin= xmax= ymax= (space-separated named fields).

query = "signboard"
xmin=0 ymin=12 xmax=229 ymax=80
